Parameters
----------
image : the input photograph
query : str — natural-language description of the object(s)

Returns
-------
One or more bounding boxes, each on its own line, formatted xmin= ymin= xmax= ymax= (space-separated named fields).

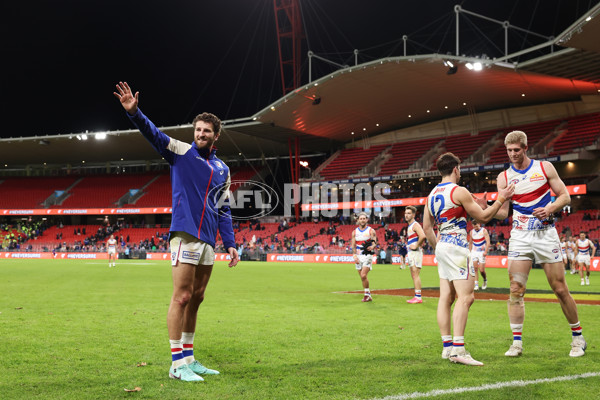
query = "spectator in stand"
xmin=379 ymin=248 xmax=387 ymax=264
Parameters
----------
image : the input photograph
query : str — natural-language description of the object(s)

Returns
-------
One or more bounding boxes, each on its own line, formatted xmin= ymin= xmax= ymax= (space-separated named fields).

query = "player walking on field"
xmin=351 ymin=212 xmax=377 ymax=302
xmin=567 ymin=235 xmax=577 ymax=274
xmin=404 ymin=206 xmax=426 ymax=303
xmin=468 ymin=221 xmax=490 ymax=290
xmin=423 ymin=152 xmax=514 ymax=366
xmin=575 ymin=231 xmax=596 ymax=286
xmin=494 ymin=130 xmax=586 ymax=358
xmin=114 ymin=82 xmax=239 ymax=382
xmin=107 ymin=234 xmax=118 ymax=268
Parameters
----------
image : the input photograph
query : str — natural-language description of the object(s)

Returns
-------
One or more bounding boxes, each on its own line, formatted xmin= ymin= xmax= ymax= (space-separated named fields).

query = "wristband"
xmin=496 ymin=195 xmax=505 ymax=205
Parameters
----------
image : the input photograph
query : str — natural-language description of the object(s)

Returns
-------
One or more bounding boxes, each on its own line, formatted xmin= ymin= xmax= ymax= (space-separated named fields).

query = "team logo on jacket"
xmin=529 ymin=173 xmax=544 ymax=182
xmin=214 ymin=161 xmax=223 ymax=169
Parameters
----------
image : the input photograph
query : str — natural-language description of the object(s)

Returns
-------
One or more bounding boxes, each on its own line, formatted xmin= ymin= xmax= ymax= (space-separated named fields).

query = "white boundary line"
xmin=371 ymin=372 xmax=600 ymax=400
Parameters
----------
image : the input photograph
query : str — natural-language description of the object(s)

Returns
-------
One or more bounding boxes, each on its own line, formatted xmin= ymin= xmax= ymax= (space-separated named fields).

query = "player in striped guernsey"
xmin=423 ymin=153 xmax=514 ymax=366
xmin=106 ymin=234 xmax=118 ymax=268
xmin=468 ymin=222 xmax=490 ymax=290
xmin=575 ymin=231 xmax=596 ymax=286
xmin=404 ymin=206 xmax=426 ymax=303
xmin=559 ymin=235 xmax=568 ymax=271
xmin=566 ymin=235 xmax=577 ymax=274
xmin=494 ymin=130 xmax=586 ymax=358
xmin=351 ymin=212 xmax=378 ymax=302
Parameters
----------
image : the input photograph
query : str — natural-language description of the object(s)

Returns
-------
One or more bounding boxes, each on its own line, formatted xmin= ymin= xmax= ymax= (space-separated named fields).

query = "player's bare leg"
xmin=359 ymin=267 xmax=372 ymax=301
xmin=407 ymin=266 xmax=422 ymax=303
xmin=181 ymin=265 xmax=219 ymax=375
xmin=544 ymin=262 xmax=579 ymax=323
xmin=479 ymin=262 xmax=487 ymax=289
xmin=437 ymin=279 xmax=455 ymax=359
xmin=167 ymin=262 xmax=204 ymax=381
xmin=182 ymin=265 xmax=213 ymax=333
xmin=448 ymin=276 xmax=482 ymax=366
xmin=451 ymin=278 xmax=475 ymax=339
xmin=544 ymin=262 xmax=587 ymax=357
xmin=505 ymin=260 xmax=529 ymax=356
xmin=168 ymin=263 xmax=196 ymax=341
xmin=473 ymin=260 xmax=480 ymax=290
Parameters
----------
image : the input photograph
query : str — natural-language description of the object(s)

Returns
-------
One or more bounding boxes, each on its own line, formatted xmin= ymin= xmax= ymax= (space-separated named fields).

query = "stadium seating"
xmin=32 ymin=224 xmax=103 ymax=250
xmin=550 ymin=113 xmax=600 ymax=156
xmin=486 ymin=119 xmax=562 ymax=164
xmin=443 ymin=130 xmax=498 ymax=164
xmin=116 ymin=227 xmax=169 ymax=247
xmin=320 ymin=144 xmax=389 ymax=180
xmin=229 ymin=166 xmax=263 ymax=193
xmin=378 ymin=138 xmax=440 ymax=176
xmin=56 ymin=174 xmax=156 ymax=208
xmin=0 ymin=176 xmax=78 ymax=209
xmin=134 ymin=174 xmax=171 ymax=207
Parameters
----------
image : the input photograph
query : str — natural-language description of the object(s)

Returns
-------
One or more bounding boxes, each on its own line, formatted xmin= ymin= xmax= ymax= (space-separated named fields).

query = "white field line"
xmin=371 ymin=372 xmax=600 ymax=400
xmin=84 ymin=262 xmax=156 ymax=265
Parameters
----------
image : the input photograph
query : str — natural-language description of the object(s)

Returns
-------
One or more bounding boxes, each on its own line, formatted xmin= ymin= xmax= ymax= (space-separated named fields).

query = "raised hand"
xmin=499 ymin=183 xmax=515 ymax=201
xmin=113 ymin=81 xmax=139 ymax=115
xmin=472 ymin=192 xmax=488 ymax=210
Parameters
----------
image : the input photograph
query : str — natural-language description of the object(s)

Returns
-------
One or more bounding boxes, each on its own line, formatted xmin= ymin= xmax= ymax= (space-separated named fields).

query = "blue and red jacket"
xmin=128 ymin=109 xmax=236 ymax=250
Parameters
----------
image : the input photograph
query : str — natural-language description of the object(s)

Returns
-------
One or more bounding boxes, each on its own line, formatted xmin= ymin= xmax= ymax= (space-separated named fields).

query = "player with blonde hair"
xmin=495 ymin=130 xmax=586 ymax=358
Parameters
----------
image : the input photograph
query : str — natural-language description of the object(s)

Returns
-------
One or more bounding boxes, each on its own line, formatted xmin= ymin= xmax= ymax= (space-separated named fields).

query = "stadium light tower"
xmin=273 ymin=0 xmax=304 ymax=95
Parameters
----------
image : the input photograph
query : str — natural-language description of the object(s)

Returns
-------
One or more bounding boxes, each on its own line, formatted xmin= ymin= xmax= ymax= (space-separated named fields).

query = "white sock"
xmin=182 ymin=332 xmax=195 ymax=364
xmin=170 ymin=339 xmax=185 ymax=368
xmin=510 ymin=323 xmax=523 ymax=346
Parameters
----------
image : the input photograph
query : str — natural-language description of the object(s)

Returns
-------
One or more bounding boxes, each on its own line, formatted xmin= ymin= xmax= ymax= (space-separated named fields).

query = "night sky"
xmin=1 ymin=0 xmax=595 ymax=139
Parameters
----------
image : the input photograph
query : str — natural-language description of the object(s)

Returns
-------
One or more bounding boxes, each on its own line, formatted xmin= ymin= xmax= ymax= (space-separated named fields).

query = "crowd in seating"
xmin=2 ymin=208 xmax=599 ymax=258
xmin=1 ymin=220 xmax=49 ymax=250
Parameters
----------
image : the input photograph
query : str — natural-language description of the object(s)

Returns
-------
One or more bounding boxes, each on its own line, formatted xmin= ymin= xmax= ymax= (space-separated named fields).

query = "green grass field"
xmin=1 ymin=259 xmax=598 ymax=399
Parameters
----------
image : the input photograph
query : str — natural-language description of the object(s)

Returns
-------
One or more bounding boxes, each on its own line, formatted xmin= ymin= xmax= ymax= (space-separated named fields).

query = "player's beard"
xmin=195 ymin=135 xmax=216 ymax=150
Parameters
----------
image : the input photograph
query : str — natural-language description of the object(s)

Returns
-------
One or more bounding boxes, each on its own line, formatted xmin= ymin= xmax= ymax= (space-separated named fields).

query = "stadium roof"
xmin=2 ymin=4 xmax=599 ymax=169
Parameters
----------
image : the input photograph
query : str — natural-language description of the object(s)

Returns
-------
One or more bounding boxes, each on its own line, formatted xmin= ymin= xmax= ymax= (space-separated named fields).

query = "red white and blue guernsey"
xmin=427 ymin=182 xmax=468 ymax=248
xmin=407 ymin=222 xmax=420 ymax=251
xmin=577 ymin=238 xmax=591 ymax=255
xmin=127 ymin=109 xmax=236 ymax=250
xmin=471 ymin=228 xmax=486 ymax=252
xmin=504 ymin=159 xmax=553 ymax=231
xmin=355 ymin=226 xmax=374 ymax=255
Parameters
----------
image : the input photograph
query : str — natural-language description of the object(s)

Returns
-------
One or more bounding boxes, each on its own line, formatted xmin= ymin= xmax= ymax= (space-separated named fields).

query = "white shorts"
xmin=471 ymin=251 xmax=485 ymax=263
xmin=355 ymin=254 xmax=373 ymax=270
xmin=170 ymin=231 xmax=215 ymax=266
xmin=436 ymin=242 xmax=473 ymax=281
xmin=507 ymin=228 xmax=562 ymax=264
xmin=406 ymin=249 xmax=423 ymax=269
xmin=108 ymin=248 xmax=116 ymax=255
xmin=567 ymin=252 xmax=575 ymax=261
xmin=576 ymin=254 xmax=591 ymax=266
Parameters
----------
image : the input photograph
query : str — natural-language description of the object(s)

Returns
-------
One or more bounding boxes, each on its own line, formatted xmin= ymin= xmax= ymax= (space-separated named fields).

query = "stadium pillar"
xmin=288 ymin=137 xmax=300 ymax=220
xmin=273 ymin=0 xmax=304 ymax=95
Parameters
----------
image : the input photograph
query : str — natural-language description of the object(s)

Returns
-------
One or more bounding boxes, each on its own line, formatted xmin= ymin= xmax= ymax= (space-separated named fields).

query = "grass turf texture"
xmin=0 ymin=260 xmax=598 ymax=399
